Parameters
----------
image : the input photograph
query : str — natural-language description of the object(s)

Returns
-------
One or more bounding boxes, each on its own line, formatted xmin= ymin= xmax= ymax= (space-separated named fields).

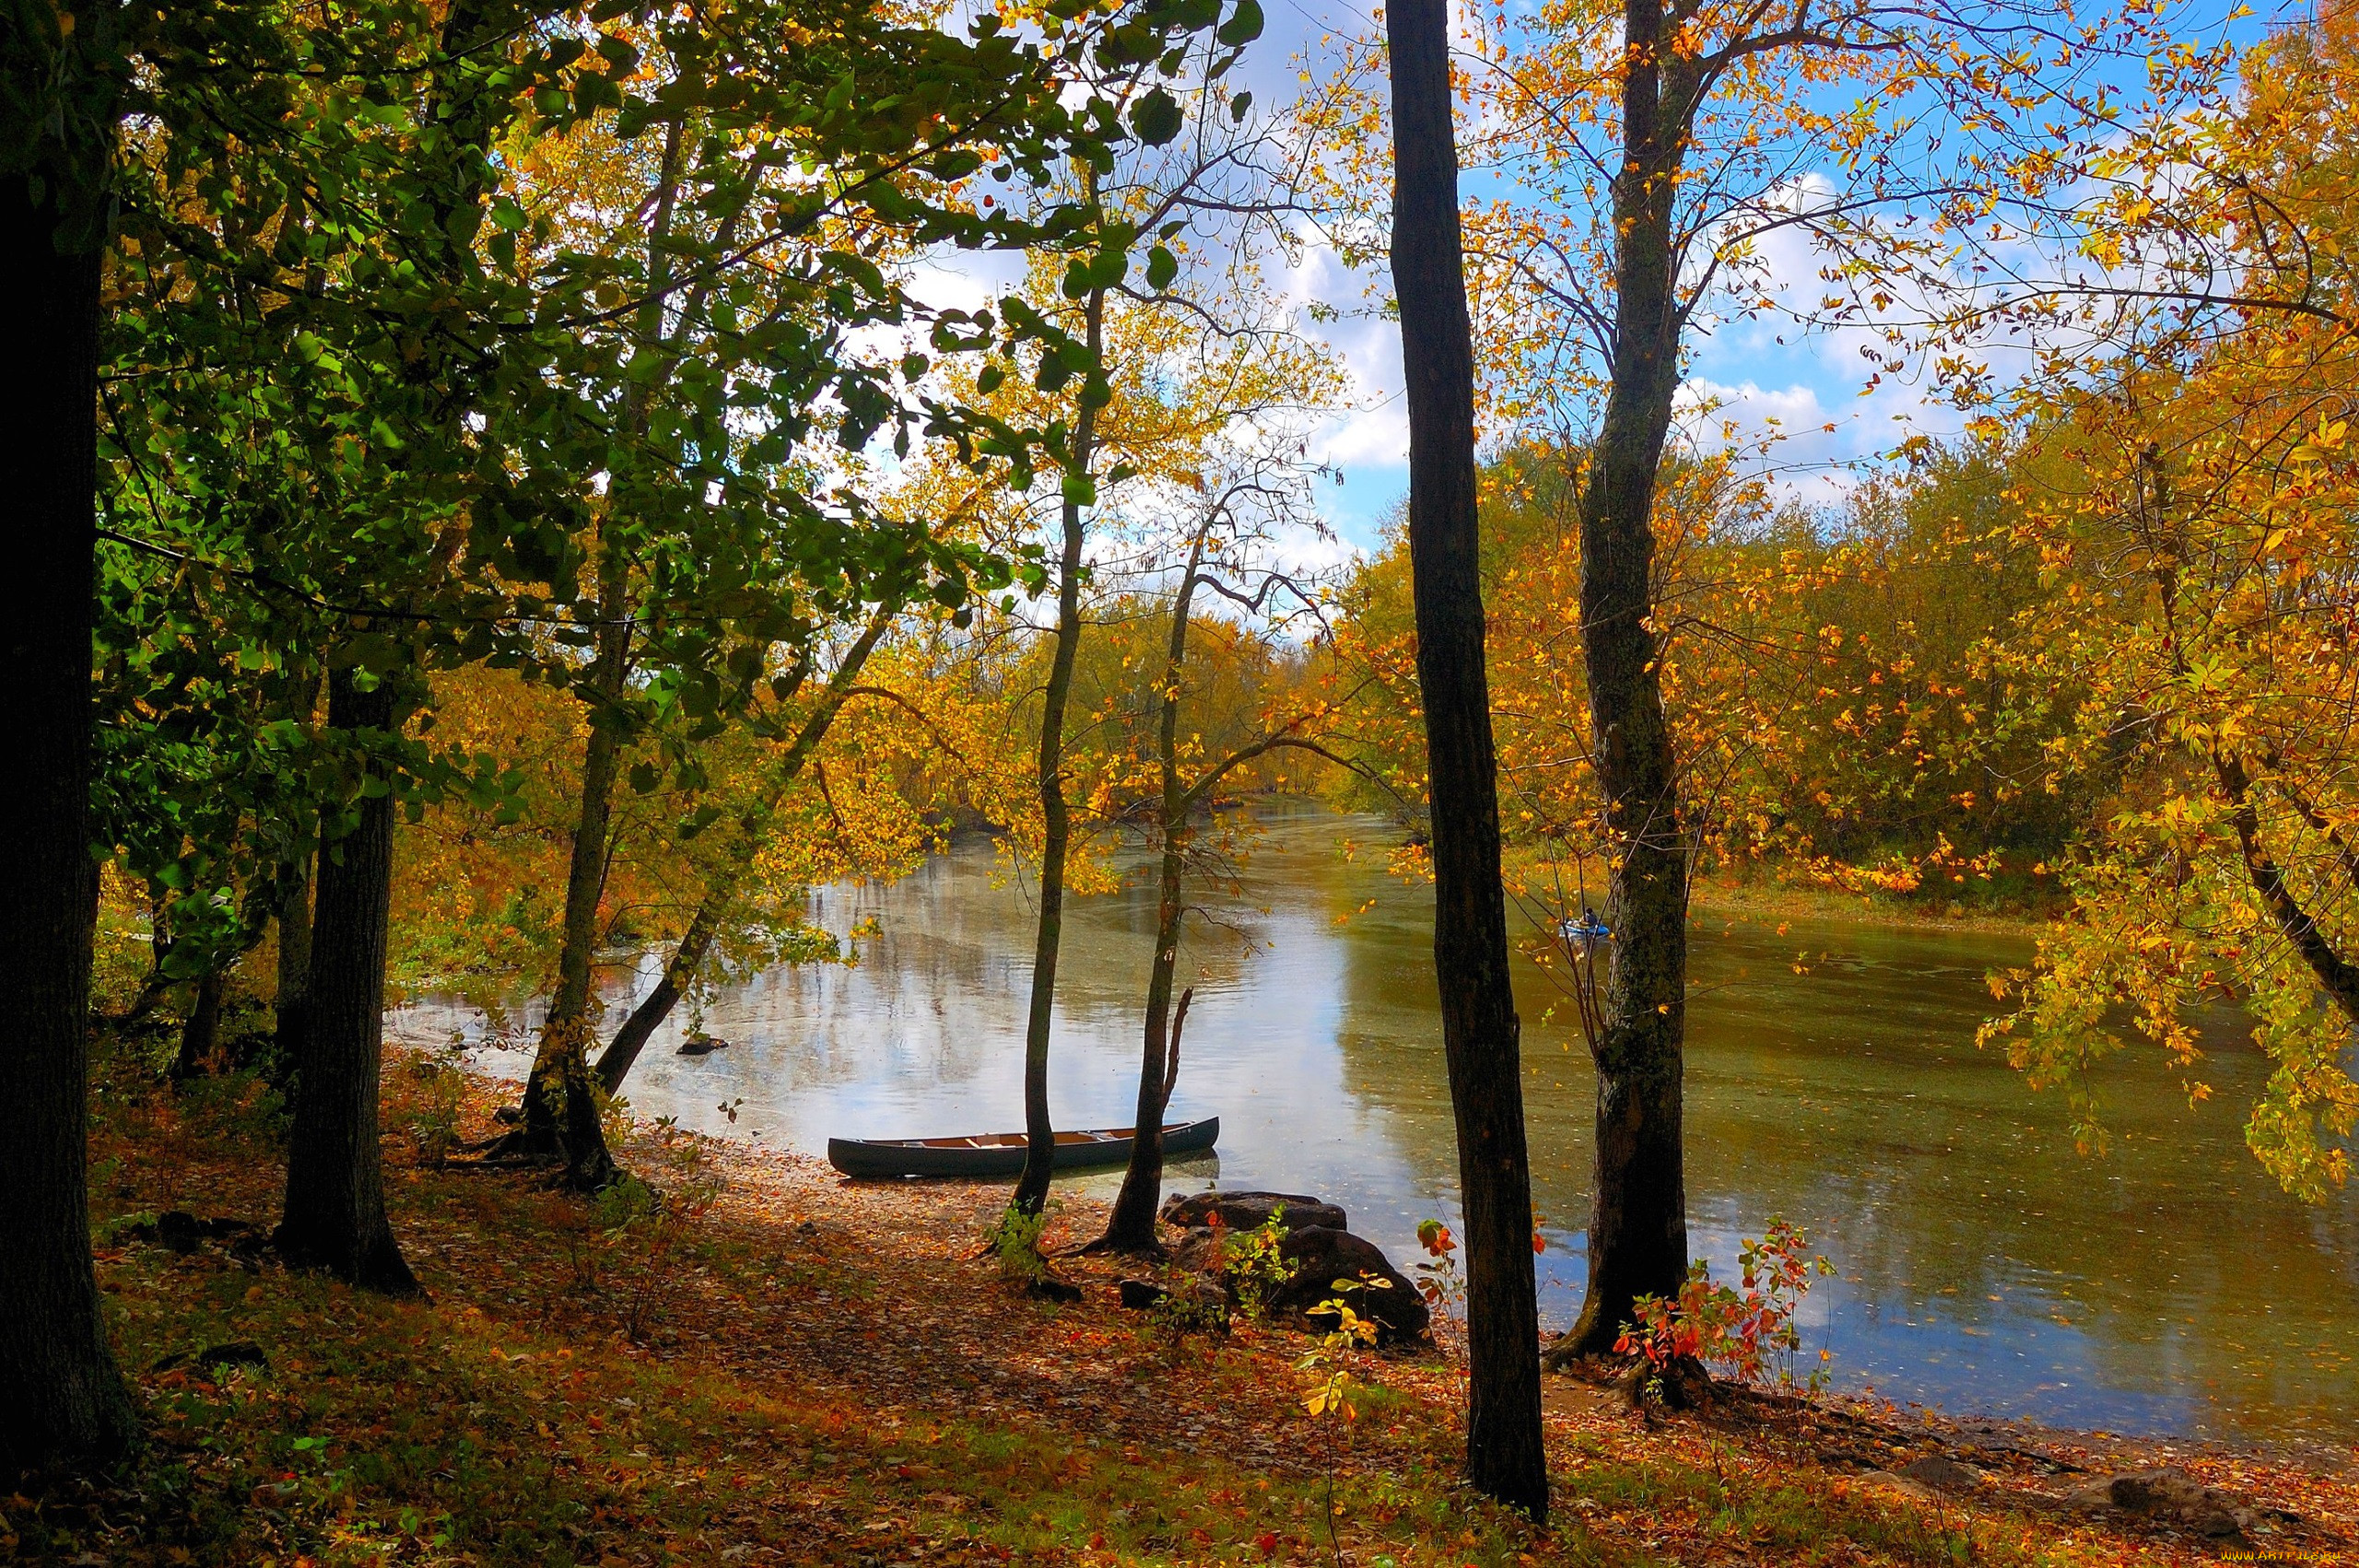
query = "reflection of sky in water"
xmin=392 ymin=803 xmax=2359 ymax=1448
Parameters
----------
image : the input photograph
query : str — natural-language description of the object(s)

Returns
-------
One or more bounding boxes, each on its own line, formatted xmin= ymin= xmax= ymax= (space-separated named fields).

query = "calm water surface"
xmin=392 ymin=804 xmax=2359 ymax=1448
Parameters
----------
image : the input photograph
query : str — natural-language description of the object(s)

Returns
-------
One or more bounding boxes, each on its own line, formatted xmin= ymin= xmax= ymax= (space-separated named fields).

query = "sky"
xmin=1205 ymin=0 xmax=2295 ymax=556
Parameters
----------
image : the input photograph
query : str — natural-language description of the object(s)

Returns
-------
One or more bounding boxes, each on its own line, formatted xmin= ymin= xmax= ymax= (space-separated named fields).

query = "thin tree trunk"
xmin=516 ymin=127 xmax=688 ymax=1189
xmin=0 ymin=160 xmax=141 ymax=1474
xmin=1558 ymin=0 xmax=1692 ymax=1362
xmin=276 ymin=667 xmax=421 ymax=1295
xmin=1097 ymin=521 xmax=1216 ymax=1252
xmin=517 ymin=542 xmax=628 ymax=1191
xmin=273 ymin=853 xmax=314 ymax=1084
xmin=113 ymin=883 xmax=177 ymax=1030
xmin=1012 ymin=283 xmax=1105 ymax=1217
xmin=592 ymin=603 xmax=900 ymax=1095
xmin=1387 ymin=0 xmax=1548 ymax=1518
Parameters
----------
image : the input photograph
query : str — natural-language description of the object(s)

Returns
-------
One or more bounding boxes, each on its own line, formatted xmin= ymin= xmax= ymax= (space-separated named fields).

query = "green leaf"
xmin=1130 ymin=88 xmax=1182 ymax=146
xmin=1230 ymin=90 xmax=1253 ymax=123
xmin=1146 ymin=245 xmax=1178 ymax=291
xmin=1217 ymin=0 xmax=1264 ymax=46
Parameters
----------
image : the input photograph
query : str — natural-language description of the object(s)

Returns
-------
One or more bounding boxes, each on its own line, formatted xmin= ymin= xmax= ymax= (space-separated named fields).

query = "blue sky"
xmin=1221 ymin=0 xmax=2293 ymax=556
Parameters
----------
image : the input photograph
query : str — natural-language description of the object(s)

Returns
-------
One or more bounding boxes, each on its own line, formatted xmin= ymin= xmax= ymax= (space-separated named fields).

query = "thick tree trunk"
xmin=1558 ymin=0 xmax=1692 ymax=1362
xmin=0 ymin=166 xmax=141 ymax=1475
xmin=273 ymin=854 xmax=314 ymax=1083
xmin=1387 ymin=0 xmax=1549 ymax=1518
xmin=1012 ymin=285 xmax=1104 ymax=1217
xmin=172 ymin=967 xmax=227 ymax=1079
xmin=276 ymin=667 xmax=421 ymax=1295
xmin=591 ymin=603 xmax=898 ymax=1095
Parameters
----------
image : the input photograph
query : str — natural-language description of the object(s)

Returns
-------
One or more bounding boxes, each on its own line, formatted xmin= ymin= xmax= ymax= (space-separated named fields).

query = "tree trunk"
xmin=1387 ymin=0 xmax=1548 ymax=1518
xmin=1097 ymin=847 xmax=1188 ymax=1250
xmin=273 ymin=853 xmax=314 ymax=1086
xmin=1558 ymin=0 xmax=1692 ymax=1362
xmin=1011 ymin=282 xmax=1105 ymax=1217
xmin=518 ymin=565 xmax=628 ymax=1190
xmin=0 ymin=161 xmax=141 ymax=1475
xmin=276 ymin=667 xmax=421 ymax=1295
xmin=172 ymin=966 xmax=226 ymax=1079
xmin=1097 ymin=520 xmax=1217 ymax=1252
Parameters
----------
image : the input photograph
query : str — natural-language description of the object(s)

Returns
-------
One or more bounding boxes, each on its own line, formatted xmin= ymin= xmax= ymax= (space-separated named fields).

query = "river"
xmin=390 ymin=802 xmax=2359 ymax=1449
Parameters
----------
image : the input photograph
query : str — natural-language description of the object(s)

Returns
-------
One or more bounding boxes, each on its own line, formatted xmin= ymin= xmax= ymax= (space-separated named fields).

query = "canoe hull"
xmin=827 ymin=1117 xmax=1219 ymax=1180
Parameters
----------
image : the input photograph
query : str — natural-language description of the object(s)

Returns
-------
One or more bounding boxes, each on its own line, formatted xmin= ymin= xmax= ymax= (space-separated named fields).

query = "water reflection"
xmin=392 ymin=802 xmax=2359 ymax=1445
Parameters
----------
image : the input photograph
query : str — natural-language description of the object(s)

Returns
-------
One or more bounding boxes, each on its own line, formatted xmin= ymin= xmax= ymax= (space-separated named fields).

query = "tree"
xmin=1339 ymin=0 xmax=2183 ymax=1362
xmin=1090 ymin=488 xmax=1348 ymax=1253
xmin=1985 ymin=13 xmax=2359 ymax=1201
xmin=1385 ymin=0 xmax=1549 ymax=1518
xmin=0 ymin=5 xmax=141 ymax=1471
xmin=276 ymin=665 xmax=423 ymax=1293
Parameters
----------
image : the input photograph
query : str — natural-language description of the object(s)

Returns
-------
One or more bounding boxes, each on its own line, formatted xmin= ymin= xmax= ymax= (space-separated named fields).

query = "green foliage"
xmin=986 ymin=1200 xmax=1054 ymax=1287
xmin=1215 ymin=1206 xmax=1297 ymax=1323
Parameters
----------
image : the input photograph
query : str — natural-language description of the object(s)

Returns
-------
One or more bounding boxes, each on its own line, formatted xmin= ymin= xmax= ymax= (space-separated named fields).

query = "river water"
xmin=392 ymin=803 xmax=2359 ymax=1449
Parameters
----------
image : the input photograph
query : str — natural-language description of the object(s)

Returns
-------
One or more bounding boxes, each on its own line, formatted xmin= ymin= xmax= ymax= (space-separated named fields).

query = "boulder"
xmin=1265 ymin=1225 xmax=1428 ymax=1345
xmin=2068 ymin=1469 xmax=2253 ymax=1540
xmin=1162 ymin=1190 xmax=1347 ymax=1235
xmin=1898 ymin=1456 xmax=1983 ymax=1493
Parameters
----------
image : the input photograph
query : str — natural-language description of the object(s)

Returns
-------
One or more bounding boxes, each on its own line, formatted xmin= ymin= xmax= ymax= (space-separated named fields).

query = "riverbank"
xmin=1683 ymin=875 xmax=2055 ymax=937
xmin=14 ymin=1044 xmax=2352 ymax=1567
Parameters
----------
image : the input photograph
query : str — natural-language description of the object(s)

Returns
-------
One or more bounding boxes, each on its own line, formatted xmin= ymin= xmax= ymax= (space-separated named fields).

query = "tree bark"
xmin=516 ymin=540 xmax=628 ymax=1191
xmin=592 ymin=603 xmax=899 ymax=1095
xmin=1557 ymin=0 xmax=1693 ymax=1362
xmin=172 ymin=967 xmax=227 ymax=1079
xmin=276 ymin=667 xmax=421 ymax=1295
xmin=1011 ymin=282 xmax=1105 ymax=1217
xmin=1387 ymin=0 xmax=1549 ymax=1518
xmin=273 ymin=854 xmax=314 ymax=1084
xmin=1097 ymin=521 xmax=1217 ymax=1252
xmin=0 ymin=160 xmax=141 ymax=1475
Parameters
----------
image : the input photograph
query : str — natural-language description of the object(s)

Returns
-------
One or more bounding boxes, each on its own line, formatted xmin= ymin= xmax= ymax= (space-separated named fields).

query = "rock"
xmin=197 ymin=1340 xmax=269 ymax=1372
xmin=1162 ymin=1190 xmax=1347 ymax=1235
xmin=676 ymin=1035 xmax=731 ymax=1057
xmin=1898 ymin=1456 xmax=1983 ymax=1493
xmin=1615 ymin=1355 xmax=1713 ymax=1410
xmin=1118 ymin=1278 xmax=1168 ymax=1311
xmin=156 ymin=1210 xmax=204 ymax=1254
xmin=141 ymin=1211 xmax=256 ymax=1253
xmin=2068 ymin=1469 xmax=2253 ymax=1540
xmin=1862 ymin=1470 xmax=1938 ymax=1503
xmin=1026 ymin=1273 xmax=1083 ymax=1305
xmin=1265 ymin=1225 xmax=1428 ymax=1344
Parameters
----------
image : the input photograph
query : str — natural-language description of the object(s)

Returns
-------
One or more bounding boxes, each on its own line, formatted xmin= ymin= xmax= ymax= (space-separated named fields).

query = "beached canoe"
xmin=827 ymin=1117 xmax=1219 ymax=1180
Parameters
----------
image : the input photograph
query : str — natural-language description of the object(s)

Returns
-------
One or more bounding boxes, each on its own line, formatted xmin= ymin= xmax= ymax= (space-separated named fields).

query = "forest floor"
xmin=8 ymin=1042 xmax=2355 ymax=1568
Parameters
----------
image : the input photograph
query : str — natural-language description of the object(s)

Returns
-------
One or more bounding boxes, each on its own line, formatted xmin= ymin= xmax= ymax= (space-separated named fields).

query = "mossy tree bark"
xmin=0 ymin=156 xmax=142 ymax=1476
xmin=1387 ymin=0 xmax=1549 ymax=1518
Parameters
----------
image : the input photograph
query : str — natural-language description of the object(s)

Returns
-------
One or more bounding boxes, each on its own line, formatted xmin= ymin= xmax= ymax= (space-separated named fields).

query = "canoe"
xmin=827 ymin=1117 xmax=1219 ymax=1180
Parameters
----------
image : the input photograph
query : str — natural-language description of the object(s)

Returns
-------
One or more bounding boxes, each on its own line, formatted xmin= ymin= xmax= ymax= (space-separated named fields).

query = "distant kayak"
xmin=827 ymin=1117 xmax=1219 ymax=1180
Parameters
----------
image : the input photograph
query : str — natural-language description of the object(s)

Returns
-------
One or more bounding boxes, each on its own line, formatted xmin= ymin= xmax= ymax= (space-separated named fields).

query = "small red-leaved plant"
xmin=1615 ymin=1217 xmax=1836 ymax=1392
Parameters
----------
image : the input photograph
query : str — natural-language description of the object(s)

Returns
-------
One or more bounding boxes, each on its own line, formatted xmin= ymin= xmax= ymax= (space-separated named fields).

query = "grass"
xmin=3 ymin=1024 xmax=2323 ymax=1566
